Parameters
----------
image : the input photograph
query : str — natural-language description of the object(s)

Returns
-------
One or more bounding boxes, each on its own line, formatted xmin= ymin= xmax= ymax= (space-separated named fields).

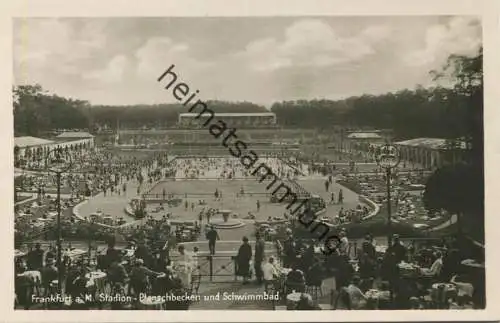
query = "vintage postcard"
xmin=2 ymin=0 xmax=500 ymax=322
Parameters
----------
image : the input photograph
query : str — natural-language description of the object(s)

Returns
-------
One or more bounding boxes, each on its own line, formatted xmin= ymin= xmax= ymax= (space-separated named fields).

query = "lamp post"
xmin=87 ymin=217 xmax=96 ymax=266
xmin=45 ymin=148 xmax=73 ymax=294
xmin=375 ymin=144 xmax=400 ymax=247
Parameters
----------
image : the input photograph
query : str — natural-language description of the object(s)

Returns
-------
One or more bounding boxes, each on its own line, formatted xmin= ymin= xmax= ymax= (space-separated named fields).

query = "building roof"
xmin=56 ymin=131 xmax=94 ymax=139
xmin=179 ymin=112 xmax=275 ymax=117
xmin=347 ymin=132 xmax=382 ymax=139
xmin=395 ymin=138 xmax=467 ymax=150
xmin=14 ymin=136 xmax=54 ymax=148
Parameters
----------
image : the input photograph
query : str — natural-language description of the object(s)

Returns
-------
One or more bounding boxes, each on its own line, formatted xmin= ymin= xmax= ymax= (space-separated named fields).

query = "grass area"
xmin=342 ymin=206 xmax=427 ymax=239
xmin=297 ymin=199 xmax=452 ymax=241
xmin=14 ymin=195 xmax=32 ymax=203
xmin=338 ymin=176 xmax=482 ymax=242
xmin=295 ymin=205 xmax=426 ymax=242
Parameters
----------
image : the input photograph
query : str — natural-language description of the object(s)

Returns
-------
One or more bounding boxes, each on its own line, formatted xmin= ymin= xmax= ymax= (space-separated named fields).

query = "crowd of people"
xmin=14 ymin=149 xmax=486 ymax=311
xmin=15 ymin=238 xmax=197 ymax=310
xmin=272 ymin=223 xmax=485 ymax=310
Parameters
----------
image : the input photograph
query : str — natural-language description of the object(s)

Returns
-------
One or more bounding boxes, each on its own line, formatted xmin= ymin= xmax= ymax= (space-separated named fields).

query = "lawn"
xmin=14 ymin=195 xmax=32 ymax=203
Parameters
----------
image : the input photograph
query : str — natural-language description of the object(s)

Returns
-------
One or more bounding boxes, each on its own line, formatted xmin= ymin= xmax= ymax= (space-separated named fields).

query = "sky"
xmin=13 ymin=16 xmax=482 ymax=106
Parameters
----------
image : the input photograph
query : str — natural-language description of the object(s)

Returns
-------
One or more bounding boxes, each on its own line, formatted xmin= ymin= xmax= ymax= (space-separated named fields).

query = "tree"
xmin=424 ymin=47 xmax=483 ymax=239
xmin=423 ymin=163 xmax=482 ymax=232
xmin=13 ymin=84 xmax=89 ymax=136
xmin=432 ymin=47 xmax=483 ymax=164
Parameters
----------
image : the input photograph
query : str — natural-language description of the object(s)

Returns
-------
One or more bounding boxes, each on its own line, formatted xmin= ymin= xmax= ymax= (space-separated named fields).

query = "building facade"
xmin=394 ymin=138 xmax=466 ymax=169
xmin=178 ymin=112 xmax=277 ymax=128
xmin=343 ymin=131 xmax=386 ymax=152
xmin=14 ymin=134 xmax=94 ymax=166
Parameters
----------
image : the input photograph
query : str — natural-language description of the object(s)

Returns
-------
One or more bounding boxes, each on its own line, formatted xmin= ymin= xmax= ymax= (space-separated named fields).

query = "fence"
xmin=169 ymin=255 xmax=238 ymax=282
xmin=141 ymin=191 xmax=272 ymax=200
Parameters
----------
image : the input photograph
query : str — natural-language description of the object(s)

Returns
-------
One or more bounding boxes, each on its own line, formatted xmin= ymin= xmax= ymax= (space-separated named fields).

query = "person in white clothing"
xmin=338 ymin=229 xmax=349 ymax=256
xmin=346 ymin=276 xmax=367 ymax=309
xmin=450 ymin=274 xmax=474 ymax=297
xmin=421 ymin=251 xmax=443 ymax=277
xmin=192 ymin=247 xmax=200 ymax=277
xmin=261 ymin=256 xmax=279 ymax=292
xmin=175 ymin=245 xmax=193 ymax=287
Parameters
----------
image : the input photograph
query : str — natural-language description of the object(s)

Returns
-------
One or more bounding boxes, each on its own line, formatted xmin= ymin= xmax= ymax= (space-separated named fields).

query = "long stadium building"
xmin=178 ymin=112 xmax=277 ymax=127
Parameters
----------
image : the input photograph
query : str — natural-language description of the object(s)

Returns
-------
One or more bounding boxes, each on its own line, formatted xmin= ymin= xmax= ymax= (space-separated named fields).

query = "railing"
xmin=168 ymin=255 xmax=237 ymax=282
xmin=141 ymin=192 xmax=272 ymax=200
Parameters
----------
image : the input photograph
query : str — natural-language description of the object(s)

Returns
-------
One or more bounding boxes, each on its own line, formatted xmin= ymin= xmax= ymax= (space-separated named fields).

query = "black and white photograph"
xmin=8 ymin=5 xmax=495 ymax=319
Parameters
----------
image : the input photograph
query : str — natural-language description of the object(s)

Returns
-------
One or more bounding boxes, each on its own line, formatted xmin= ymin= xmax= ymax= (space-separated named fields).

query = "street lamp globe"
xmin=375 ymin=144 xmax=401 ymax=169
xmin=45 ymin=148 xmax=73 ymax=173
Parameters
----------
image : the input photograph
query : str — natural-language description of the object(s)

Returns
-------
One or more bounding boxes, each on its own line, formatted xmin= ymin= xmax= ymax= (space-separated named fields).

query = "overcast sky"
xmin=13 ymin=16 xmax=481 ymax=106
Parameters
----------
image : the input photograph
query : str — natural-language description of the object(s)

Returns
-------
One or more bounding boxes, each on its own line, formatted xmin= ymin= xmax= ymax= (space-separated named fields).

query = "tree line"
xmin=14 ymin=48 xmax=482 ymax=151
xmin=90 ymin=101 xmax=267 ymax=130
xmin=13 ymin=84 xmax=90 ymax=137
xmin=13 ymin=48 xmax=484 ymax=241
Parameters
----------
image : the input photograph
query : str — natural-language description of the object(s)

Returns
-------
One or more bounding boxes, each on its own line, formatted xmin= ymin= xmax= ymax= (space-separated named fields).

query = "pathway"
xmin=76 ymin=165 xmax=153 ymax=221
xmin=428 ymin=213 xmax=458 ymax=231
xmin=15 ymin=193 xmax=36 ymax=206
xmin=77 ymin=157 xmax=362 ymax=240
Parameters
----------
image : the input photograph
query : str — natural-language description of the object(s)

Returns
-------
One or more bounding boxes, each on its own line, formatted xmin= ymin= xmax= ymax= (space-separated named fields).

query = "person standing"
xmin=106 ymin=240 xmax=122 ymax=269
xmin=338 ymin=189 xmax=344 ymax=204
xmin=283 ymin=229 xmax=296 ymax=268
xmin=261 ymin=256 xmax=279 ymax=292
xmin=134 ymin=241 xmax=153 ymax=268
xmin=206 ymin=225 xmax=220 ymax=255
xmin=192 ymin=247 xmax=200 ymax=277
xmin=330 ymin=192 xmax=336 ymax=205
xmin=207 ymin=209 xmax=212 ymax=223
xmin=236 ymin=237 xmax=252 ymax=284
xmin=338 ymin=229 xmax=349 ymax=257
xmin=40 ymin=258 xmax=58 ymax=297
xmin=27 ymin=243 xmax=44 ymax=270
xmin=129 ymin=259 xmax=162 ymax=296
xmin=107 ymin=254 xmax=129 ymax=293
xmin=254 ymin=233 xmax=265 ymax=284
xmin=176 ymin=245 xmax=194 ymax=287
xmin=386 ymin=234 xmax=407 ymax=264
